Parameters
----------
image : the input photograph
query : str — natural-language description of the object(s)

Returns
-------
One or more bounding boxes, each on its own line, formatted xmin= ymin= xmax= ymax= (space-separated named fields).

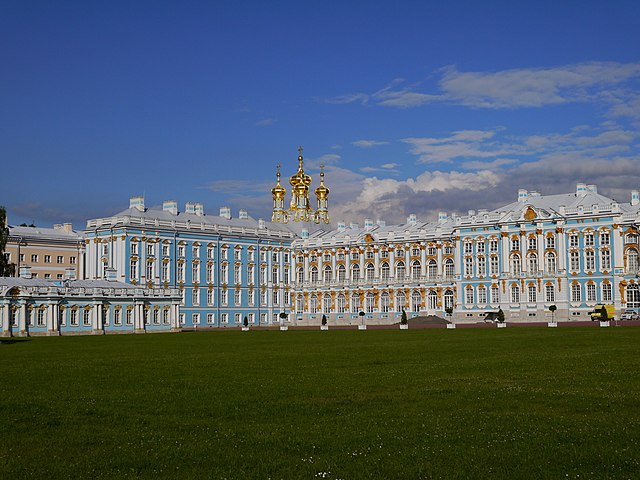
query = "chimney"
xmin=407 ymin=214 xmax=417 ymax=226
xmin=19 ymin=265 xmax=32 ymax=279
xmin=468 ymin=210 xmax=476 ymax=216
xmin=63 ymin=223 xmax=73 ymax=232
xmin=163 ymin=200 xmax=178 ymax=215
xmin=376 ymin=219 xmax=386 ymax=227
xmin=258 ymin=218 xmax=266 ymax=229
xmin=632 ymin=190 xmax=640 ymax=206
xmin=129 ymin=196 xmax=145 ymax=211
xmin=438 ymin=212 xmax=448 ymax=223
xmin=337 ymin=222 xmax=346 ymax=232
xmin=576 ymin=183 xmax=587 ymax=197
xmin=301 ymin=228 xmax=309 ymax=239
xmin=219 ymin=207 xmax=231 ymax=219
xmin=195 ymin=203 xmax=205 ymax=216
xmin=587 ymin=184 xmax=598 ymax=193
xmin=364 ymin=219 xmax=373 ymax=230
xmin=185 ymin=202 xmax=196 ymax=214
xmin=238 ymin=209 xmax=248 ymax=220
xmin=350 ymin=222 xmax=359 ymax=230
xmin=517 ymin=189 xmax=528 ymax=203
xmin=53 ymin=224 xmax=62 ymax=231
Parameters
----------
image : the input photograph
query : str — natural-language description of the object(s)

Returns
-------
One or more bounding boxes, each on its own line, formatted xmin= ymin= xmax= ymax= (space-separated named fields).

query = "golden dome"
xmin=315 ymin=165 xmax=330 ymax=200
xmin=290 ymin=147 xmax=312 ymax=189
xmin=271 ymin=164 xmax=286 ymax=199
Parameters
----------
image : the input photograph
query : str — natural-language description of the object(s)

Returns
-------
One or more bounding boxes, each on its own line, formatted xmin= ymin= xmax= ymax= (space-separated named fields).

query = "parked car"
xmin=620 ymin=309 xmax=639 ymax=321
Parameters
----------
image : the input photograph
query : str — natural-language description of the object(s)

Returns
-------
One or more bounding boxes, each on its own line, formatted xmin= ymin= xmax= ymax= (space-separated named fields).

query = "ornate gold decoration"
xmin=271 ymin=147 xmax=330 ymax=224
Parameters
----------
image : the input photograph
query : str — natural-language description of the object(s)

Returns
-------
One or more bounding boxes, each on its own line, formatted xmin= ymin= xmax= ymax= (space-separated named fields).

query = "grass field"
xmin=1 ymin=327 xmax=639 ymax=479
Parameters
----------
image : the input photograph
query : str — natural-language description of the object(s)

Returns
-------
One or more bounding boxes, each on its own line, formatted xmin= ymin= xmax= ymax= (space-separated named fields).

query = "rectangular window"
xmin=600 ymin=232 xmax=610 ymax=246
xmin=44 ymin=273 xmax=51 ymax=279
xmin=235 ymin=249 xmax=242 ymax=261
xmin=126 ymin=309 xmax=133 ymax=326
xmin=44 ymin=255 xmax=51 ymax=263
xmin=114 ymin=309 xmax=122 ymax=326
xmin=147 ymin=244 xmax=155 ymax=256
xmin=207 ymin=289 xmax=214 ymax=306
xmin=70 ymin=309 xmax=78 ymax=326
xmin=178 ymin=246 xmax=186 ymax=258
xmin=221 ymin=313 xmax=228 ymax=324
xmin=163 ymin=309 xmax=169 ymax=324
xmin=83 ymin=309 xmax=91 ymax=326
xmin=490 ymin=285 xmax=499 ymax=304
xmin=162 ymin=244 xmax=170 ymax=257
xmin=546 ymin=236 xmax=555 ymax=249
xmin=489 ymin=240 xmax=498 ymax=253
xmin=248 ymin=289 xmax=254 ymax=306
xmin=31 ymin=254 xmax=38 ymax=262
xmin=584 ymin=233 xmax=594 ymax=247
xmin=570 ymin=251 xmax=580 ymax=271
xmin=57 ymin=255 xmax=63 ymax=263
xmin=207 ymin=313 xmax=214 ymax=324
xmin=528 ymin=285 xmax=536 ymax=303
xmin=602 ymin=283 xmax=612 ymax=302
xmin=571 ymin=284 xmax=581 ymax=303
xmin=476 ymin=242 xmax=485 ymax=254
xmin=600 ymin=250 xmax=611 ymax=270
xmin=221 ymin=289 xmax=228 ymax=305
xmin=70 ymin=256 xmax=76 ymax=265
xmin=465 ymin=288 xmax=474 ymax=305
xmin=192 ymin=288 xmax=200 ymax=306
xmin=192 ymin=313 xmax=200 ymax=325
xmin=130 ymin=242 xmax=138 ymax=255
xmin=477 ymin=287 xmax=487 ymax=304
xmin=130 ymin=260 xmax=138 ymax=280
xmin=235 ymin=313 xmax=242 ymax=324
xmin=586 ymin=283 xmax=596 ymax=302
xmin=585 ymin=250 xmax=595 ymax=271
xmin=569 ymin=235 xmax=579 ymax=248
xmin=545 ymin=285 xmax=555 ymax=303
xmin=235 ymin=290 xmax=241 ymax=306
xmin=464 ymin=242 xmax=473 ymax=254
xmin=193 ymin=247 xmax=200 ymax=259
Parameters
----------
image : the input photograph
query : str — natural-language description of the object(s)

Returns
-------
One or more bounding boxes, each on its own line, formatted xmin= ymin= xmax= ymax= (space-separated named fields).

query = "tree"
xmin=321 ymin=314 xmax=327 ymax=326
xmin=497 ymin=307 xmax=505 ymax=323
xmin=243 ymin=316 xmax=249 ymax=328
xmin=0 ymin=207 xmax=15 ymax=277
xmin=400 ymin=308 xmax=408 ymax=325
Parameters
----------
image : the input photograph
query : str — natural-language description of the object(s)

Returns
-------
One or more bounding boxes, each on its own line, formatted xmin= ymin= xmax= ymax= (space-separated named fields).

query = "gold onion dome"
xmin=315 ymin=165 xmax=330 ymax=199
xmin=271 ymin=164 xmax=286 ymax=199
xmin=290 ymin=149 xmax=312 ymax=189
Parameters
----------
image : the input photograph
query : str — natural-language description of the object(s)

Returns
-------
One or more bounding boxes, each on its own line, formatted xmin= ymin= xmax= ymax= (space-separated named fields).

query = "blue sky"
xmin=2 ymin=1 xmax=640 ymax=227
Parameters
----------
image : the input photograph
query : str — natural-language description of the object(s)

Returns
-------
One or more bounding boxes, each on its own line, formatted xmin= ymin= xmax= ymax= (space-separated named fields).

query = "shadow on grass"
xmin=0 ymin=338 xmax=32 ymax=345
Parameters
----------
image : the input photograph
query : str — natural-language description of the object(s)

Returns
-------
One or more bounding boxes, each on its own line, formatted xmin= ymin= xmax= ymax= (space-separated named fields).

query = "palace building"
xmin=80 ymin=147 xmax=640 ymax=328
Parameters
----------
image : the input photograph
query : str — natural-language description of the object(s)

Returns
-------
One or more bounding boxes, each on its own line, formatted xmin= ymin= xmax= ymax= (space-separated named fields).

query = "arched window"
xmin=310 ymin=294 xmax=318 ymax=314
xmin=365 ymin=292 xmax=375 ymax=313
xmin=428 ymin=260 xmax=437 ymax=278
xmin=627 ymin=283 xmax=640 ymax=308
xmin=351 ymin=292 xmax=361 ymax=312
xmin=528 ymin=254 xmax=538 ymax=275
xmin=411 ymin=290 xmax=421 ymax=312
xmin=337 ymin=293 xmax=346 ymax=313
xmin=626 ymin=248 xmax=639 ymax=274
xmin=297 ymin=267 xmax=304 ymax=283
xmin=511 ymin=254 xmax=521 ymax=274
xmin=323 ymin=293 xmax=332 ymax=313
xmin=310 ymin=266 xmax=318 ymax=283
xmin=380 ymin=262 xmax=390 ymax=280
xmin=444 ymin=259 xmax=454 ymax=278
xmin=411 ymin=261 xmax=421 ymax=279
xmin=296 ymin=294 xmax=304 ymax=313
xmin=366 ymin=263 xmax=375 ymax=281
xmin=443 ymin=290 xmax=454 ymax=310
xmin=396 ymin=291 xmax=406 ymax=312
xmin=351 ymin=264 xmax=360 ymax=281
xmin=380 ymin=292 xmax=390 ymax=312
xmin=323 ymin=265 xmax=332 ymax=283
xmin=428 ymin=290 xmax=438 ymax=309
xmin=545 ymin=252 xmax=556 ymax=274
xmin=337 ymin=264 xmax=346 ymax=282
xmin=396 ymin=261 xmax=405 ymax=279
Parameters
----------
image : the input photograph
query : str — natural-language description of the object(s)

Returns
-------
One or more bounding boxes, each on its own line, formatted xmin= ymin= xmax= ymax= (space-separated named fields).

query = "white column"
xmin=502 ymin=233 xmax=510 ymax=274
xmin=19 ymin=301 xmax=28 ymax=336
xmin=436 ymin=244 xmax=443 ymax=276
xmin=304 ymin=254 xmax=310 ymax=282
xmin=0 ymin=304 xmax=9 ymax=337
xmin=420 ymin=244 xmax=427 ymax=277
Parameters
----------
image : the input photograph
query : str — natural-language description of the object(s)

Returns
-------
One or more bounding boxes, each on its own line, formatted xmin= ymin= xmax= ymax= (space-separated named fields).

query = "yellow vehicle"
xmin=590 ymin=304 xmax=615 ymax=321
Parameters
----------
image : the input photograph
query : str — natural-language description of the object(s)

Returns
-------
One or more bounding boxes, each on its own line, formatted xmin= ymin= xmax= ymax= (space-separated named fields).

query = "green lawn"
xmin=1 ymin=327 xmax=639 ymax=479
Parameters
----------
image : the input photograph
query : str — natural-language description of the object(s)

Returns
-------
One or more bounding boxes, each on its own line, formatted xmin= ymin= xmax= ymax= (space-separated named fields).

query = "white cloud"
xmin=401 ymin=129 xmax=505 ymax=163
xmin=255 ymin=117 xmax=276 ymax=126
xmin=324 ymin=62 xmax=640 ymax=112
xmin=352 ymin=139 xmax=390 ymax=148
